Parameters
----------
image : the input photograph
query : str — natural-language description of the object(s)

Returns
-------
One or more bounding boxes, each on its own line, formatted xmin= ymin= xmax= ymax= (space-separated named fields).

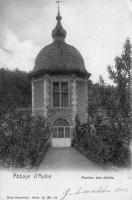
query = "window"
xmin=52 ymin=118 xmax=70 ymax=139
xmin=53 ymin=82 xmax=60 ymax=107
xmin=52 ymin=82 xmax=69 ymax=108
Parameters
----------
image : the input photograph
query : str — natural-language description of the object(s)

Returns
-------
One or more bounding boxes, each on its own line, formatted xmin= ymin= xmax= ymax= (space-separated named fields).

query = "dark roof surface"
xmin=33 ymin=41 xmax=87 ymax=74
xmin=31 ymin=10 xmax=90 ymax=78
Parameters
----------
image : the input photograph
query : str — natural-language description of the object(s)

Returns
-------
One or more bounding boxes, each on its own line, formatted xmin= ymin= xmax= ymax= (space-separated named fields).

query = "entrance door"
xmin=52 ymin=118 xmax=71 ymax=147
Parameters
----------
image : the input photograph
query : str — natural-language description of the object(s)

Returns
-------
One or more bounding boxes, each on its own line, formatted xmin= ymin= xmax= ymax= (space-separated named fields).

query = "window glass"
xmin=61 ymin=93 xmax=68 ymax=107
xmin=65 ymin=127 xmax=70 ymax=138
xmin=52 ymin=81 xmax=69 ymax=108
xmin=53 ymin=82 xmax=60 ymax=92
xmin=52 ymin=127 xmax=57 ymax=138
xmin=53 ymin=93 xmax=60 ymax=107
xmin=61 ymin=82 xmax=68 ymax=92
xmin=58 ymin=127 xmax=64 ymax=138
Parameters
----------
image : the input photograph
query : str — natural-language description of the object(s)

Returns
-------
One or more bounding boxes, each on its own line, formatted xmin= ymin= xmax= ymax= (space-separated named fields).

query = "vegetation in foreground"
xmin=74 ymin=39 xmax=131 ymax=168
xmin=74 ymin=115 xmax=130 ymax=168
xmin=0 ymin=112 xmax=50 ymax=169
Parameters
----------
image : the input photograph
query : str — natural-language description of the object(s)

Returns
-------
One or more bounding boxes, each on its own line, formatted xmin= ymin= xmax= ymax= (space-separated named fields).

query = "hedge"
xmin=0 ymin=111 xmax=50 ymax=169
xmin=74 ymin=116 xmax=130 ymax=168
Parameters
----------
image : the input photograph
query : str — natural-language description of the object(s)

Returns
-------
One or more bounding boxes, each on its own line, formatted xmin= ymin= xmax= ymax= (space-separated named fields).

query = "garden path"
xmin=38 ymin=147 xmax=103 ymax=171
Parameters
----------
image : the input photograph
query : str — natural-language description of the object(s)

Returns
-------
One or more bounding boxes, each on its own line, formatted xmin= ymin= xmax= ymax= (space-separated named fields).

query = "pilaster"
xmin=32 ymin=81 xmax=34 ymax=116
xmin=43 ymin=75 xmax=49 ymax=118
xmin=72 ymin=76 xmax=77 ymax=127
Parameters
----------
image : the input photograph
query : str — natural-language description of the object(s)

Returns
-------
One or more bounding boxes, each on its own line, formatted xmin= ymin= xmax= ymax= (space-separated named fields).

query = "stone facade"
xmin=32 ymin=75 xmax=88 ymax=134
xmin=76 ymin=80 xmax=88 ymax=124
xmin=32 ymin=79 xmax=44 ymax=116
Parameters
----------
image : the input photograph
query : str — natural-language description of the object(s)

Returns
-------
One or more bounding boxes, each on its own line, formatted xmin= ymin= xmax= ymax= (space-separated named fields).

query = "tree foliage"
xmin=85 ymin=39 xmax=131 ymax=167
xmin=0 ymin=68 xmax=31 ymax=114
xmin=88 ymin=78 xmax=117 ymax=121
xmin=107 ymin=38 xmax=131 ymax=118
xmin=0 ymin=111 xmax=50 ymax=168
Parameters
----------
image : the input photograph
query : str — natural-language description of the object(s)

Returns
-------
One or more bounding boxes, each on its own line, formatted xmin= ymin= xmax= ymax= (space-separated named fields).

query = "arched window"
xmin=52 ymin=118 xmax=70 ymax=138
xmin=53 ymin=118 xmax=69 ymax=126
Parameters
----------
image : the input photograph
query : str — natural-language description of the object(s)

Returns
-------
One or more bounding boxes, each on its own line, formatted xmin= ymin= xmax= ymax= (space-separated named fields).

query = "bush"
xmin=74 ymin=115 xmax=130 ymax=167
xmin=0 ymin=111 xmax=50 ymax=168
xmin=74 ymin=117 xmax=104 ymax=164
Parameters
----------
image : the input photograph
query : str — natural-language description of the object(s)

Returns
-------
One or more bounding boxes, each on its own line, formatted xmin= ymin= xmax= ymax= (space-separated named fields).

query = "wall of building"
xmin=76 ymin=79 xmax=88 ymax=124
xmin=32 ymin=75 xmax=88 ymax=128
xmin=32 ymin=78 xmax=45 ymax=116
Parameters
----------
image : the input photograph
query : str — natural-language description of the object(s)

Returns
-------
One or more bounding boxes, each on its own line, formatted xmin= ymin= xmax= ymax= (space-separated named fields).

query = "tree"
xmin=107 ymin=39 xmax=131 ymax=119
xmin=0 ymin=68 xmax=31 ymax=114
xmin=88 ymin=76 xmax=117 ymax=122
xmin=106 ymin=38 xmax=131 ymax=148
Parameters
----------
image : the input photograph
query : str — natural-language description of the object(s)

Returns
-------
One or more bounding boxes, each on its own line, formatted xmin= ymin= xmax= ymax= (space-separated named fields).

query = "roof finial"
xmin=56 ymin=0 xmax=62 ymax=20
xmin=52 ymin=0 xmax=66 ymax=41
xmin=56 ymin=0 xmax=62 ymax=13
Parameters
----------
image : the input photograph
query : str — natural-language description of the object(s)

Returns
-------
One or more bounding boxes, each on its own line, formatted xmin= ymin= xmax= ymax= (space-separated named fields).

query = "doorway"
xmin=52 ymin=118 xmax=71 ymax=147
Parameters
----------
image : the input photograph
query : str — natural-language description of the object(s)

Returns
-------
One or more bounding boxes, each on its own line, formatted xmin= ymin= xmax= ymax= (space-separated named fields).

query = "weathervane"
xmin=56 ymin=0 xmax=62 ymax=12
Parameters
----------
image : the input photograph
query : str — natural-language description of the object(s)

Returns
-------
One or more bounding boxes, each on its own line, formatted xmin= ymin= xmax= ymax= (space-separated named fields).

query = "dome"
xmin=34 ymin=41 xmax=87 ymax=73
xmin=31 ymin=9 xmax=90 ymax=78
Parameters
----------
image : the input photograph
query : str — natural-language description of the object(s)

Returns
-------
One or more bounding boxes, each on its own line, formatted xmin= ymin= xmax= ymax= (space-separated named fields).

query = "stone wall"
xmin=76 ymin=79 xmax=88 ymax=124
xmin=32 ymin=75 xmax=88 ymax=127
xmin=33 ymin=79 xmax=45 ymax=116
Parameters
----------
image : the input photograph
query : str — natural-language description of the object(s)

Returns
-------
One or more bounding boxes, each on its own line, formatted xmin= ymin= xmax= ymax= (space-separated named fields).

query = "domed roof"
xmin=32 ymin=9 xmax=90 ymax=78
xmin=34 ymin=41 xmax=86 ymax=73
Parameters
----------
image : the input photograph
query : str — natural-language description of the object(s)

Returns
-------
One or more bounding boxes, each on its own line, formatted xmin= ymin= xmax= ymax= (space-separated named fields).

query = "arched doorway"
xmin=52 ymin=118 xmax=71 ymax=147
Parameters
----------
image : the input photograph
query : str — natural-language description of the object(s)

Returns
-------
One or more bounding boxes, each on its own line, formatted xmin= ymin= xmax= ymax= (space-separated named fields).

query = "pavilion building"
xmin=30 ymin=8 xmax=91 ymax=147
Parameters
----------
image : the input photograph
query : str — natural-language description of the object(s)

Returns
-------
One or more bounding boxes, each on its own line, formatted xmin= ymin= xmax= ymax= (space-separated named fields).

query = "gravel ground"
xmin=38 ymin=147 xmax=103 ymax=171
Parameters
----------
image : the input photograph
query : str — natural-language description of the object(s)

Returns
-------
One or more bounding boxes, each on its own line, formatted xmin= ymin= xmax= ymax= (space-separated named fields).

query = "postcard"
xmin=0 ymin=0 xmax=132 ymax=200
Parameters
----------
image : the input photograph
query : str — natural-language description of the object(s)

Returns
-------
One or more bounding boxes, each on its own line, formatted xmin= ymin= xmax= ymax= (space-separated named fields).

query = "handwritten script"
xmin=60 ymin=186 xmax=128 ymax=200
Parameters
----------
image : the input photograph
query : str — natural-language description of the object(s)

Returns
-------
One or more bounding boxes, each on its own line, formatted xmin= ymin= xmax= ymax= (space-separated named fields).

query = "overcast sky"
xmin=0 ymin=0 xmax=132 ymax=83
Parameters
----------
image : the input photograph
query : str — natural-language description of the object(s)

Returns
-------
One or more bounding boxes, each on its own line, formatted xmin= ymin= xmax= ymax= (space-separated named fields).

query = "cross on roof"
xmin=56 ymin=0 xmax=62 ymax=11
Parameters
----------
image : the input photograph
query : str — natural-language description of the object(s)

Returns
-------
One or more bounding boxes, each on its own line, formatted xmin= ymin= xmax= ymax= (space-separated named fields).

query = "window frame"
xmin=52 ymin=126 xmax=71 ymax=138
xmin=51 ymin=80 xmax=70 ymax=109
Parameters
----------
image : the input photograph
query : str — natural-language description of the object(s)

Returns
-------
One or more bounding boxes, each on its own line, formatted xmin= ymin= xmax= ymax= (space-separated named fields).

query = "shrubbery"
xmin=0 ymin=111 xmax=50 ymax=169
xmin=74 ymin=115 xmax=130 ymax=168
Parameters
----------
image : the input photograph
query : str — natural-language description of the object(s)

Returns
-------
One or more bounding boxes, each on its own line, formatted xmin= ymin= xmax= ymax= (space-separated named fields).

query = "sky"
xmin=0 ymin=0 xmax=132 ymax=83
